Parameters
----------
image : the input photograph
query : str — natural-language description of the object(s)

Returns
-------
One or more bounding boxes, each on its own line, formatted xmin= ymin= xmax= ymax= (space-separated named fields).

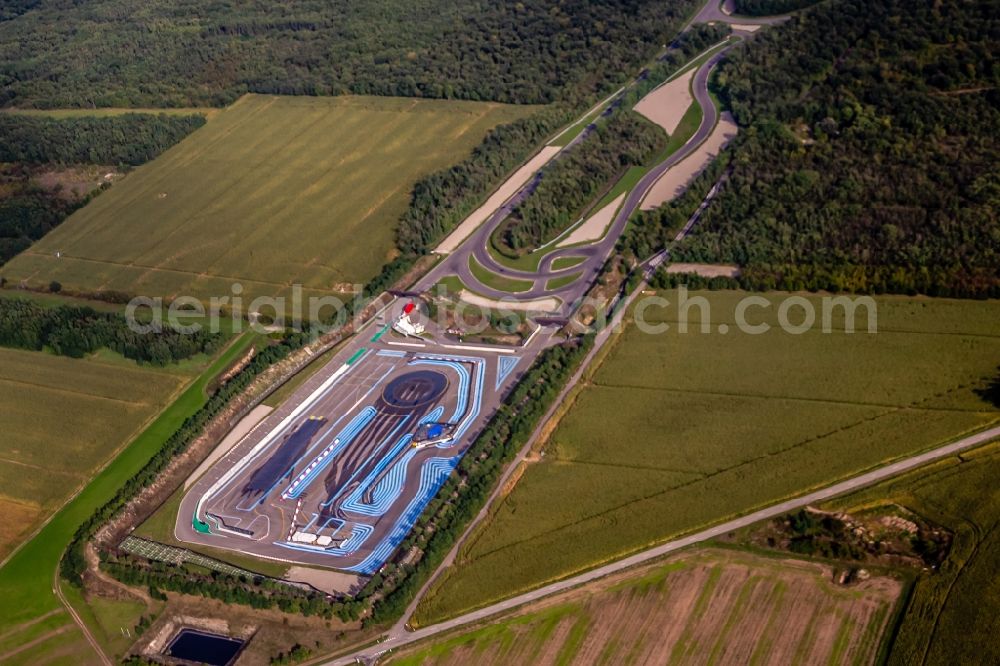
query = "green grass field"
xmin=3 ymin=94 xmax=534 ymax=303
xmin=0 ymin=332 xmax=253 ymax=655
xmin=825 ymin=441 xmax=1000 ymax=665
xmin=549 ymin=256 xmax=587 ymax=271
xmin=545 ymin=272 xmax=583 ymax=291
xmin=468 ymin=254 xmax=534 ymax=293
xmin=0 ymin=348 xmax=197 ymax=561
xmin=415 ymin=291 xmax=1000 ymax=623
xmin=394 ymin=548 xmax=901 ymax=665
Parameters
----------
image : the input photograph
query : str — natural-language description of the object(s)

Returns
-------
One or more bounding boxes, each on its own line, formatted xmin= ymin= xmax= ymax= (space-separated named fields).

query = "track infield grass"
xmin=3 ymin=94 xmax=535 ymax=303
xmin=415 ymin=291 xmax=1000 ymax=623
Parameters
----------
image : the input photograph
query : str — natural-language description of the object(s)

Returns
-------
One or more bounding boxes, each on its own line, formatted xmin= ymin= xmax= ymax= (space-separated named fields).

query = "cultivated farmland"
xmin=416 ymin=292 xmax=1000 ymax=623
xmin=3 ymin=95 xmax=534 ymax=303
xmin=0 ymin=347 xmax=193 ymax=561
xmin=825 ymin=441 xmax=1000 ymax=665
xmin=393 ymin=548 xmax=902 ymax=665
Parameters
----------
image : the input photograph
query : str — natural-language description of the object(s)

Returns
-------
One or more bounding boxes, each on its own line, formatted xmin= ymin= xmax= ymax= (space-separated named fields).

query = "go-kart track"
xmin=176 ymin=318 xmax=527 ymax=574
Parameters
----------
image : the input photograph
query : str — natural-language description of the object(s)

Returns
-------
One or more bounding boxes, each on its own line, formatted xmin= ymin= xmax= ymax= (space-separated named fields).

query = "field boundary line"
xmin=0 ymin=374 xmax=157 ymax=405
xmin=0 ymin=332 xmax=249 ymax=572
xmin=330 ymin=424 xmax=1000 ymax=665
xmin=460 ymin=413 xmax=1000 ymax=561
xmin=0 ymin=624 xmax=73 ymax=662
xmin=587 ymin=382 xmax=997 ymax=412
xmin=52 ymin=570 xmax=111 ymax=666
xmin=0 ymin=608 xmax=65 ymax=644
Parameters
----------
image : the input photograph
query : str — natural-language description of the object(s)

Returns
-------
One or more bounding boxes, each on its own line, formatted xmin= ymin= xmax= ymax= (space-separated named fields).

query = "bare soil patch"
xmin=436 ymin=146 xmax=561 ymax=253
xmin=666 ymin=262 xmax=741 ymax=278
xmin=634 ymin=69 xmax=696 ymax=136
xmin=640 ymin=111 xmax=738 ymax=210
xmin=557 ymin=193 xmax=625 ymax=247
xmin=284 ymin=566 xmax=364 ymax=596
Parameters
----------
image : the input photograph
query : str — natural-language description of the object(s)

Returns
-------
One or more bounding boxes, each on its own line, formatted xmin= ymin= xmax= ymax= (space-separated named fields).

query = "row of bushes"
xmin=60 ymin=328 xmax=312 ymax=585
xmin=365 ymin=337 xmax=594 ymax=625
xmin=102 ymin=556 xmax=361 ymax=621
xmin=0 ymin=297 xmax=222 ymax=364
xmin=0 ymin=113 xmax=206 ymax=166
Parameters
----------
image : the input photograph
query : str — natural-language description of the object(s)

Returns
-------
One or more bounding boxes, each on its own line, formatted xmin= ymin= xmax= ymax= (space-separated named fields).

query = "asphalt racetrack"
xmin=177 ymin=313 xmax=527 ymax=574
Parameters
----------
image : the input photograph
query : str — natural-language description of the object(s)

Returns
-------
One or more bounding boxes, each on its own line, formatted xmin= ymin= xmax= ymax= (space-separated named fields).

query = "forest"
xmin=395 ymin=107 xmax=568 ymax=256
xmin=732 ymin=0 xmax=820 ymax=15
xmin=500 ymin=111 xmax=666 ymax=252
xmin=0 ymin=0 xmax=699 ymax=109
xmin=668 ymin=0 xmax=1000 ymax=297
xmin=0 ymin=297 xmax=221 ymax=364
xmin=0 ymin=113 xmax=204 ymax=268
xmin=0 ymin=113 xmax=205 ymax=165
xmin=0 ymin=165 xmax=96 ymax=266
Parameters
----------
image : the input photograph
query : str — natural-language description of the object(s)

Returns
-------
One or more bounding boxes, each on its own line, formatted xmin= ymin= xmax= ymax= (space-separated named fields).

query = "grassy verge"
xmin=468 ymin=255 xmax=533 ymax=293
xmin=485 ymin=237 xmax=559 ymax=273
xmin=545 ymin=272 xmax=584 ymax=291
xmin=548 ymin=95 xmax=617 ymax=148
xmin=550 ymin=256 xmax=587 ymax=271
xmin=0 ymin=331 xmax=256 ymax=627
xmin=135 ymin=485 xmax=291 ymax=579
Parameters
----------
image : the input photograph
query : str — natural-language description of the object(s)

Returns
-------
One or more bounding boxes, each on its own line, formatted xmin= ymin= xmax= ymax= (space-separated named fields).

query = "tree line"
xmin=61 ymin=328 xmax=314 ymax=586
xmin=499 ymin=111 xmax=666 ymax=253
xmin=0 ymin=0 xmax=700 ymax=109
xmin=0 ymin=297 xmax=221 ymax=364
xmin=102 ymin=555 xmax=359 ymax=621
xmin=0 ymin=167 xmax=95 ymax=266
xmin=732 ymin=0 xmax=820 ymax=16
xmin=365 ymin=337 xmax=594 ymax=625
xmin=0 ymin=114 xmax=205 ymax=166
xmin=666 ymin=0 xmax=1000 ymax=298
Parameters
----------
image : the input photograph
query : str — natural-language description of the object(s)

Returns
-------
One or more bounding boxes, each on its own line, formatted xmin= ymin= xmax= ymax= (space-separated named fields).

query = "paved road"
xmin=326 ymin=423 xmax=1000 ymax=664
xmin=413 ymin=44 xmax=734 ymax=314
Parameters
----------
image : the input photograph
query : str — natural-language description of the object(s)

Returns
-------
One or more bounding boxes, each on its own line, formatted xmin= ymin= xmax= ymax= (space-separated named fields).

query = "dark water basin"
xmin=166 ymin=628 xmax=244 ymax=666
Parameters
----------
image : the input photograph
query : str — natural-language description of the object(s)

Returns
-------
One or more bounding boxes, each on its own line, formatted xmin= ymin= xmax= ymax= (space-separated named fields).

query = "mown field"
xmin=393 ymin=547 xmax=901 ymax=665
xmin=0 ymin=332 xmax=253 ymax=664
xmin=3 ymin=94 xmax=534 ymax=303
xmin=825 ymin=441 xmax=1000 ymax=665
xmin=0 ymin=347 xmax=194 ymax=561
xmin=416 ymin=291 xmax=1000 ymax=623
